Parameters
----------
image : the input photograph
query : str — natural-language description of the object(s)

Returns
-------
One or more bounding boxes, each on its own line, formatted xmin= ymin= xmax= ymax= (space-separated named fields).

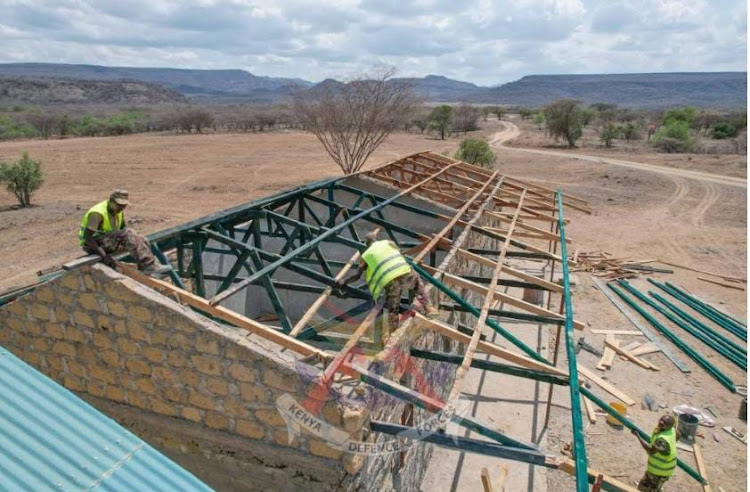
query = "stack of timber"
xmin=570 ymin=251 xmax=667 ymax=281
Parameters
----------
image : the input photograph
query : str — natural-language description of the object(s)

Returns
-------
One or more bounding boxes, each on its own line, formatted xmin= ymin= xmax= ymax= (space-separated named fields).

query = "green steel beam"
xmin=349 ymin=362 xmax=539 ymax=451
xmin=370 ymin=421 xmax=553 ymax=467
xmin=211 ymin=166 xmax=462 ymax=306
xmin=438 ymin=303 xmax=564 ymax=325
xmin=408 ymin=260 xmax=550 ymax=364
xmin=410 ymin=349 xmax=570 ymax=386
xmin=608 ymin=282 xmax=736 ymax=393
xmin=556 ymin=190 xmax=588 ymax=492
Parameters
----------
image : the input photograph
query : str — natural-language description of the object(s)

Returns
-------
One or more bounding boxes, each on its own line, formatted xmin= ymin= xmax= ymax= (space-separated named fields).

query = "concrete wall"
xmin=0 ymin=265 xmax=360 ymax=491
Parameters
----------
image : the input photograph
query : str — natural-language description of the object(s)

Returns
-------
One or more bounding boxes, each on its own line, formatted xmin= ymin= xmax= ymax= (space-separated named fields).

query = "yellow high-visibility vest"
xmin=646 ymin=427 xmax=677 ymax=477
xmin=361 ymin=240 xmax=411 ymax=299
xmin=78 ymin=200 xmax=124 ymax=246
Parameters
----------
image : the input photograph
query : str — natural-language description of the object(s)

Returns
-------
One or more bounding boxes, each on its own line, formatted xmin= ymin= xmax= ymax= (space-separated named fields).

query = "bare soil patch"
xmin=0 ymin=130 xmax=458 ymax=291
xmin=487 ymin=116 xmax=746 ymax=492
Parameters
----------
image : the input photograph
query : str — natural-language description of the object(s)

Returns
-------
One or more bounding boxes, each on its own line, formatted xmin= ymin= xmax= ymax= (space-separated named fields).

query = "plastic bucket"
xmin=606 ymin=402 xmax=627 ymax=427
xmin=677 ymin=413 xmax=700 ymax=443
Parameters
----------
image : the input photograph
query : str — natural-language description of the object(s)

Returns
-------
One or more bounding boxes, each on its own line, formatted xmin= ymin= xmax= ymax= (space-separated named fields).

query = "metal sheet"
xmin=0 ymin=346 xmax=213 ymax=492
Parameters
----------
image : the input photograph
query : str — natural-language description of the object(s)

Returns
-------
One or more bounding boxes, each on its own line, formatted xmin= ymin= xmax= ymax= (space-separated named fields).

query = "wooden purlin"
xmin=441 ymin=189 xmax=528 ymax=416
xmin=410 ymin=151 xmax=590 ymax=213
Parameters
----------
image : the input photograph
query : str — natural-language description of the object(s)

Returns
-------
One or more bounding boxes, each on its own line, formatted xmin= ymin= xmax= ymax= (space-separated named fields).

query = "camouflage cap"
xmin=109 ymin=189 xmax=130 ymax=205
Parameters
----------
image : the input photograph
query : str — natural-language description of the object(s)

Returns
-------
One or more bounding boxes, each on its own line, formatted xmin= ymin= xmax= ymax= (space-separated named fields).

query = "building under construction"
xmin=0 ymin=151 xmax=710 ymax=491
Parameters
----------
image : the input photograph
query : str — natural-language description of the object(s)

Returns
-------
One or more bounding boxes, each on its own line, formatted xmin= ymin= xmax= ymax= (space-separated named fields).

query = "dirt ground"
xmin=0 ymin=117 xmax=746 ymax=490
xmin=490 ymin=115 xmax=746 ymax=491
xmin=0 ymin=130 xmax=458 ymax=292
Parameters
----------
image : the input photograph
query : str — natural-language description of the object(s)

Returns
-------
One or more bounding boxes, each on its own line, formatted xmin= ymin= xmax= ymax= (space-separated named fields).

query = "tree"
xmin=454 ymin=138 xmax=495 ymax=168
xmin=494 ymin=107 xmax=507 ymax=120
xmin=599 ymin=124 xmax=619 ymax=148
xmin=293 ymin=69 xmax=418 ymax=174
xmin=453 ymin=103 xmax=480 ymax=134
xmin=518 ymin=108 xmax=534 ymax=120
xmin=0 ymin=152 xmax=44 ymax=207
xmin=622 ymin=123 xmax=640 ymax=144
xmin=533 ymin=112 xmax=545 ymax=130
xmin=428 ymin=105 xmax=455 ymax=140
xmin=543 ymin=99 xmax=583 ymax=147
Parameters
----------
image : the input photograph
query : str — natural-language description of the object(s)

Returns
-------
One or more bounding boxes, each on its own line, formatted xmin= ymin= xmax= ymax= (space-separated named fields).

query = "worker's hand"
xmin=102 ymin=254 xmax=117 ymax=268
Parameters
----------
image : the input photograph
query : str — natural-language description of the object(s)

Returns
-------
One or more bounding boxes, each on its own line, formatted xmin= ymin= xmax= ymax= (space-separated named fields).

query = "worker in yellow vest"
xmin=632 ymin=414 xmax=677 ymax=491
xmin=79 ymin=189 xmax=169 ymax=276
xmin=337 ymin=231 xmax=438 ymax=338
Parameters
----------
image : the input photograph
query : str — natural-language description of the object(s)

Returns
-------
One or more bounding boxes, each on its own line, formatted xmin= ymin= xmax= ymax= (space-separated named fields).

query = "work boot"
xmin=140 ymin=262 xmax=171 ymax=278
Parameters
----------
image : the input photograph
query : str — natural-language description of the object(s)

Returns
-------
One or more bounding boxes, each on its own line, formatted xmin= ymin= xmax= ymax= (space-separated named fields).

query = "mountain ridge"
xmin=0 ymin=63 xmax=744 ymax=108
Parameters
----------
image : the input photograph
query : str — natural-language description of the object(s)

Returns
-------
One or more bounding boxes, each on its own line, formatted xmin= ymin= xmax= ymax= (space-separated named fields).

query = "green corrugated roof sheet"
xmin=0 ymin=346 xmax=214 ymax=491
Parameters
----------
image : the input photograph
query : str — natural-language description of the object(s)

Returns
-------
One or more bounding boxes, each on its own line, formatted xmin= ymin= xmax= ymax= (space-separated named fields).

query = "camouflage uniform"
xmin=85 ymin=228 xmax=156 ymax=269
xmin=637 ymin=471 xmax=670 ymax=492
xmin=383 ymin=270 xmax=430 ymax=333
xmin=637 ymin=438 xmax=671 ymax=491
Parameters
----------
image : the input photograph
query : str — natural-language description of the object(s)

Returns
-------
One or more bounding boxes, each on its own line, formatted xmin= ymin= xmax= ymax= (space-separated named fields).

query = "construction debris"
xmin=570 ymin=252 xmax=664 ymax=280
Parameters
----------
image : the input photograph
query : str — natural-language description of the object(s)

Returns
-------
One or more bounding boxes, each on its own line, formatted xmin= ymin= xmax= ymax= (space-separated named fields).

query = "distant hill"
xmin=0 ymin=77 xmax=187 ymax=105
xmin=0 ymin=63 xmax=312 ymax=103
xmin=472 ymin=72 xmax=747 ymax=108
xmin=0 ymin=63 xmax=744 ymax=108
xmin=396 ymin=75 xmax=481 ymax=102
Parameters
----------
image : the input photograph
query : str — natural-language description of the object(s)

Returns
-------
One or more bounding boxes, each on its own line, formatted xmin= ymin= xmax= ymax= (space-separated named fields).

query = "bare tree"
xmin=294 ymin=68 xmax=418 ymax=174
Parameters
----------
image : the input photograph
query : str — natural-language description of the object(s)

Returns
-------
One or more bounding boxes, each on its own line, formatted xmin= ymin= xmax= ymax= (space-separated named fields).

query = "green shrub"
xmin=0 ymin=152 xmax=44 ymax=207
xmin=599 ymin=124 xmax=619 ymax=148
xmin=454 ymin=138 xmax=495 ymax=168
xmin=662 ymin=106 xmax=697 ymax=127
xmin=712 ymin=121 xmax=739 ymax=139
xmin=652 ymin=120 xmax=693 ymax=152
xmin=0 ymin=115 xmax=39 ymax=140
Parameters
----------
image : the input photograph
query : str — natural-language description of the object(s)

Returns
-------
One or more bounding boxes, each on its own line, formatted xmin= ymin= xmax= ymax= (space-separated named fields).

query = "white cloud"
xmin=0 ymin=0 xmax=744 ymax=85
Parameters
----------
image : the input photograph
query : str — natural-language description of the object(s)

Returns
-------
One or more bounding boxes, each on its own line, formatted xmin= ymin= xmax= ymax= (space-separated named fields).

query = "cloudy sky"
xmin=0 ymin=0 xmax=746 ymax=86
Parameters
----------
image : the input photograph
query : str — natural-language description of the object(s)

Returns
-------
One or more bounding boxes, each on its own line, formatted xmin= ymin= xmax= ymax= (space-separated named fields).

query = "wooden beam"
xmin=578 ymin=365 xmax=636 ymax=406
xmin=412 ymin=171 xmax=500 ymax=264
xmin=693 ymin=444 xmax=712 ymax=492
xmin=437 ymin=238 xmax=564 ymax=294
xmin=582 ymin=394 xmax=597 ymax=423
xmin=485 ymin=210 xmax=571 ymax=243
xmin=422 ymin=265 xmax=585 ymax=330
xmin=596 ymin=335 xmax=618 ymax=371
xmin=416 ymin=314 xmax=568 ymax=377
xmin=590 ymin=330 xmax=645 ymax=336
xmin=630 ymin=343 xmax=660 ymax=357
xmin=604 ymin=339 xmax=659 ymax=371
xmin=697 ymin=276 xmax=745 ymax=291
xmin=116 ymin=263 xmax=331 ymax=361
xmin=442 ymin=189 xmax=526 ymax=421
xmin=556 ymin=459 xmax=638 ymax=491
xmin=289 ymin=228 xmax=380 ymax=337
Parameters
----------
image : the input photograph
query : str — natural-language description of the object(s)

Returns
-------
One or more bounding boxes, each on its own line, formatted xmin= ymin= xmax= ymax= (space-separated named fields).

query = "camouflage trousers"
xmin=382 ymin=270 xmax=430 ymax=334
xmin=84 ymin=228 xmax=156 ymax=269
xmin=637 ymin=471 xmax=670 ymax=492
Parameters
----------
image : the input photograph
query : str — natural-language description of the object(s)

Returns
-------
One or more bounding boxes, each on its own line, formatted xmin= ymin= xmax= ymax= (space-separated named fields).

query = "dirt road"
xmin=491 ymin=121 xmax=747 ymax=188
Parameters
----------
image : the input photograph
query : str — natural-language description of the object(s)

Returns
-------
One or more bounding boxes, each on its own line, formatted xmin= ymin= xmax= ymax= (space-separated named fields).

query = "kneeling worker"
xmin=336 ymin=231 xmax=438 ymax=338
xmin=632 ymin=414 xmax=677 ymax=491
xmin=79 ymin=189 xmax=170 ymax=276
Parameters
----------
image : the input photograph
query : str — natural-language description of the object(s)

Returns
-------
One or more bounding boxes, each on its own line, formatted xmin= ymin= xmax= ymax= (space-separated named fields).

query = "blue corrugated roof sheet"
xmin=0 ymin=346 xmax=214 ymax=491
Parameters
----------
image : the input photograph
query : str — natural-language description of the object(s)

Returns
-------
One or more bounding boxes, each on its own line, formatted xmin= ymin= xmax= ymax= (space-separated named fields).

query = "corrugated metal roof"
xmin=0 ymin=346 xmax=214 ymax=491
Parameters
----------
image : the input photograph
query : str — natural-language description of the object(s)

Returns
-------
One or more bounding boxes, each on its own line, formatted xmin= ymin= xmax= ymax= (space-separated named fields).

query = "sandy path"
xmin=491 ymin=122 xmax=747 ymax=188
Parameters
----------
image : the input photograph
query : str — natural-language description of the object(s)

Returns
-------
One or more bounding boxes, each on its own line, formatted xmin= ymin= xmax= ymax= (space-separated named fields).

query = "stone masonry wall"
xmin=0 ymin=264 xmax=358 ymax=490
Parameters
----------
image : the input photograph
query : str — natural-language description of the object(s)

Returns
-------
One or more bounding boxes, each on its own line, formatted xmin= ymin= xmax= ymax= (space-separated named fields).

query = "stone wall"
xmin=0 ymin=264 xmax=356 ymax=490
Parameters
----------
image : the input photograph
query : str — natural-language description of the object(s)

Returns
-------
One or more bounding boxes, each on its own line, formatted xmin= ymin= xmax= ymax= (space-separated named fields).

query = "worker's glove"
xmin=102 ymin=254 xmax=117 ymax=268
